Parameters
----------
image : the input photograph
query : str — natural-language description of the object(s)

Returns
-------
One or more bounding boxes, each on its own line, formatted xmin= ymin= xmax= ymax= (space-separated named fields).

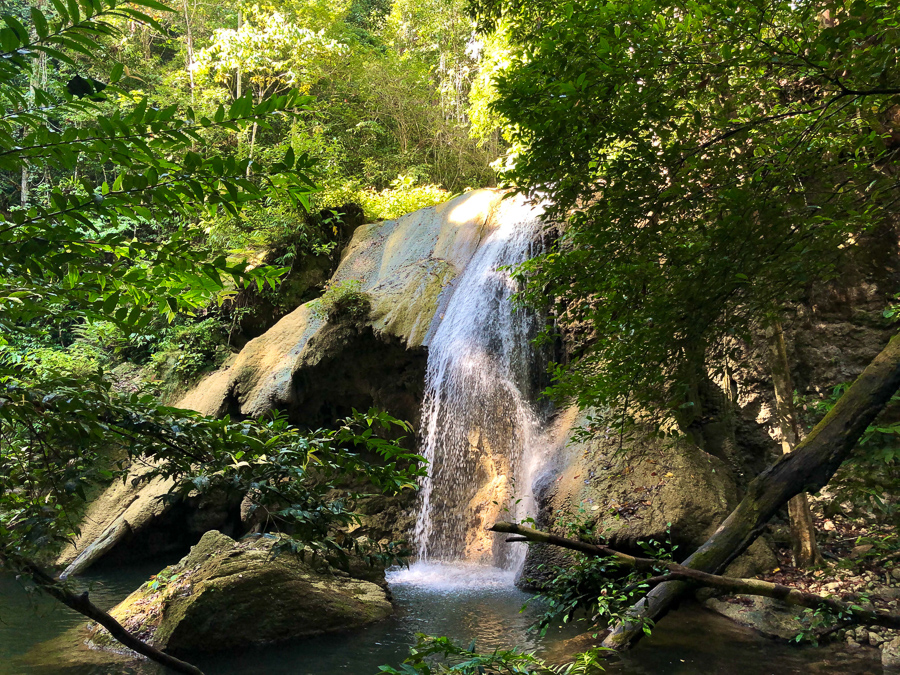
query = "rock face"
xmin=57 ymin=467 xmax=173 ymax=577
xmin=539 ymin=408 xmax=737 ymax=553
xmin=523 ymin=407 xmax=777 ymax=584
xmin=178 ymin=188 xmax=503 ymax=422
xmin=60 ymin=189 xmax=505 ymax=571
xmin=88 ymin=531 xmax=393 ymax=653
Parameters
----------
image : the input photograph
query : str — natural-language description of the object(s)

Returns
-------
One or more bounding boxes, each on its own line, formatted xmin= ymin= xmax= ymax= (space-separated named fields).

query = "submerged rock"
xmin=702 ymin=596 xmax=806 ymax=640
xmin=87 ymin=531 xmax=393 ymax=654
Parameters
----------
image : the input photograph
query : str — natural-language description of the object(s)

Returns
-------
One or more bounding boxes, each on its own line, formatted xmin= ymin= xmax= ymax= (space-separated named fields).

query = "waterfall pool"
xmin=0 ymin=561 xmax=883 ymax=675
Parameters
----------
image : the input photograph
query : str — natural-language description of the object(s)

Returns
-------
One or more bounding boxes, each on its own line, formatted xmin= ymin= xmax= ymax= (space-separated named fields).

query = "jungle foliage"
xmin=470 ymin=0 xmax=900 ymax=425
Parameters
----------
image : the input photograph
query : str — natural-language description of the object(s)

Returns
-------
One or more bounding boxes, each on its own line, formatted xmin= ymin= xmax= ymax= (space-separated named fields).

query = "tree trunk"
xmin=182 ymin=0 xmax=195 ymax=102
xmin=236 ymin=10 xmax=242 ymax=100
xmin=766 ymin=320 xmax=823 ymax=568
xmin=247 ymin=121 xmax=258 ymax=177
xmin=601 ymin=333 xmax=900 ymax=650
xmin=20 ymin=164 xmax=28 ymax=207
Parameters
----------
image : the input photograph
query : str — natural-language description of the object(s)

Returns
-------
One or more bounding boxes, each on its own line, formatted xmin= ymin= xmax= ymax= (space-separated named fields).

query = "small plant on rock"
xmin=311 ymin=279 xmax=372 ymax=323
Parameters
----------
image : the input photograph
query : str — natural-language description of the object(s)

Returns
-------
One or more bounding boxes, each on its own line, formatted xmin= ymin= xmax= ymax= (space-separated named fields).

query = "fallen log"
xmin=492 ymin=521 xmax=900 ymax=630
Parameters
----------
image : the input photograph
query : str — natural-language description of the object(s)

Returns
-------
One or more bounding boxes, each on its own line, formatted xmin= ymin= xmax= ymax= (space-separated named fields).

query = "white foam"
xmin=387 ymin=562 xmax=518 ymax=593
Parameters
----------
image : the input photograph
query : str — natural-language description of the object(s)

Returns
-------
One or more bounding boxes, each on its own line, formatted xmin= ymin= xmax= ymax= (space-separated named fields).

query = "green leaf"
xmin=130 ymin=0 xmax=177 ymax=12
xmin=31 ymin=7 xmax=49 ymax=38
xmin=66 ymin=0 xmax=81 ymax=25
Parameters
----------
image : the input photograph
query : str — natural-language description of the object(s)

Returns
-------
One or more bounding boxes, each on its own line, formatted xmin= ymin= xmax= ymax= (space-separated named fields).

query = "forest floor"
xmin=755 ymin=494 xmax=900 ymax=656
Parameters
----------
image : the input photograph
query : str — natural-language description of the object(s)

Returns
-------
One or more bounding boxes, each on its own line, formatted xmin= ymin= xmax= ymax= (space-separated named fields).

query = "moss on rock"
xmin=87 ymin=531 xmax=393 ymax=654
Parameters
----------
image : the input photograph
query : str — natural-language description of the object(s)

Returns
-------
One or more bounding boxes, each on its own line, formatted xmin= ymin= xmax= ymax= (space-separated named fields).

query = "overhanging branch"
xmin=4 ymin=556 xmax=204 ymax=675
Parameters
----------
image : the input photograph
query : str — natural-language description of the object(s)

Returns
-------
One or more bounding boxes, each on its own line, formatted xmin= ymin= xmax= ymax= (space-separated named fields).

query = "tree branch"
xmin=491 ymin=522 xmax=900 ymax=631
xmin=6 ymin=556 xmax=205 ymax=675
xmin=602 ymin=332 xmax=900 ymax=649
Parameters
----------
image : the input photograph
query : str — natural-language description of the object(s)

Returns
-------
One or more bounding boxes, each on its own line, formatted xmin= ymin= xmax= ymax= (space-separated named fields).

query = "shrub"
xmin=149 ymin=317 xmax=230 ymax=380
xmin=315 ymin=175 xmax=450 ymax=222
xmin=310 ymin=279 xmax=371 ymax=322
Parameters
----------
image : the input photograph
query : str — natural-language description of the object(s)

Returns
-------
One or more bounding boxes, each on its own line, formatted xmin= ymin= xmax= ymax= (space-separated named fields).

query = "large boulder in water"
xmin=86 ymin=531 xmax=393 ymax=653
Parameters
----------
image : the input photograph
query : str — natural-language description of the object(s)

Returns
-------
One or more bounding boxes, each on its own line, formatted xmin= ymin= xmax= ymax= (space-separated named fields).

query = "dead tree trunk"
xmin=597 ymin=334 xmax=900 ymax=650
xmin=766 ymin=320 xmax=823 ymax=568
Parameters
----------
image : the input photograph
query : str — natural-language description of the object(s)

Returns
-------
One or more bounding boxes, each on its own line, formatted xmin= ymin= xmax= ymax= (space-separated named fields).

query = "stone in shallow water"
xmin=88 ymin=530 xmax=393 ymax=654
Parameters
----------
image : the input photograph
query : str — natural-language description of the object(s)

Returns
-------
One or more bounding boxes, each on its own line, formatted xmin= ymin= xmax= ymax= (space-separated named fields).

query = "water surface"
xmin=0 ymin=561 xmax=883 ymax=675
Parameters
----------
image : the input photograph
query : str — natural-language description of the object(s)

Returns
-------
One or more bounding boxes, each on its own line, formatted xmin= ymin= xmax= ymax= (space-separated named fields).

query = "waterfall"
xmin=413 ymin=195 xmax=545 ymax=571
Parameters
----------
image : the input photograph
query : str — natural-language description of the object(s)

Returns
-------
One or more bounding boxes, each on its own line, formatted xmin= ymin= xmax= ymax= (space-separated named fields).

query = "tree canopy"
xmin=470 ymin=0 xmax=900 ymax=423
xmin=0 ymin=0 xmax=424 ymax=590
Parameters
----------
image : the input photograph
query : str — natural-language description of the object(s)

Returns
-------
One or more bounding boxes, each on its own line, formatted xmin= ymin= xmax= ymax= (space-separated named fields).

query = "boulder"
xmin=87 ymin=531 xmax=393 ymax=654
xmin=534 ymin=408 xmax=739 ymax=553
xmin=522 ymin=407 xmax=776 ymax=586
xmin=702 ymin=595 xmax=806 ymax=640
xmin=884 ymin=636 xmax=900 ymax=671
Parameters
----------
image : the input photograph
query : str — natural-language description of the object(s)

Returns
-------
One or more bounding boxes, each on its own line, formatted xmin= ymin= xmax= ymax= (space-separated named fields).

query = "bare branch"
xmin=6 ymin=556 xmax=205 ymax=675
xmin=491 ymin=521 xmax=900 ymax=631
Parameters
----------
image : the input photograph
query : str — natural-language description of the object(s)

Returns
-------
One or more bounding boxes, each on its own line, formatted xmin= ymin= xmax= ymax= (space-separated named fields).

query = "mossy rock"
xmin=87 ymin=531 xmax=393 ymax=654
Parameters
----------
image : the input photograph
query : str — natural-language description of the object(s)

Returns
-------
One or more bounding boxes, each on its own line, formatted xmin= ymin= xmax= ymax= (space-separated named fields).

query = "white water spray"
xmin=413 ymin=195 xmax=546 ymax=572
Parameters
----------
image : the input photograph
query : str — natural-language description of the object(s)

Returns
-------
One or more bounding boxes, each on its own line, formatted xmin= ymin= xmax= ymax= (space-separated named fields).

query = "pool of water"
xmin=0 ymin=561 xmax=883 ymax=675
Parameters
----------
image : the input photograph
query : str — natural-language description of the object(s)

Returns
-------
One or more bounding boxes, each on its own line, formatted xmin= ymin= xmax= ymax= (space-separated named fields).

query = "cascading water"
xmin=411 ymin=195 xmax=546 ymax=574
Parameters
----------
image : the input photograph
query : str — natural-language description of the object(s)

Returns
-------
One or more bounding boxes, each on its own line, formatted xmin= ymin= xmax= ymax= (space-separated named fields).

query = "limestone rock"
xmin=87 ymin=531 xmax=393 ymax=654
xmin=534 ymin=408 xmax=740 ymax=553
xmin=177 ymin=188 xmax=503 ymax=421
xmin=522 ymin=407 xmax=777 ymax=586
xmin=56 ymin=466 xmax=174 ymax=576
xmin=703 ymin=595 xmax=806 ymax=640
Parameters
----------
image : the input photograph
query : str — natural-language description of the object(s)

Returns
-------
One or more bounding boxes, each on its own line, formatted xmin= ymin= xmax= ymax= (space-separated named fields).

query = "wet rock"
xmin=87 ymin=531 xmax=393 ymax=654
xmin=884 ymin=636 xmax=900 ymax=671
xmin=702 ymin=596 xmax=806 ymax=640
